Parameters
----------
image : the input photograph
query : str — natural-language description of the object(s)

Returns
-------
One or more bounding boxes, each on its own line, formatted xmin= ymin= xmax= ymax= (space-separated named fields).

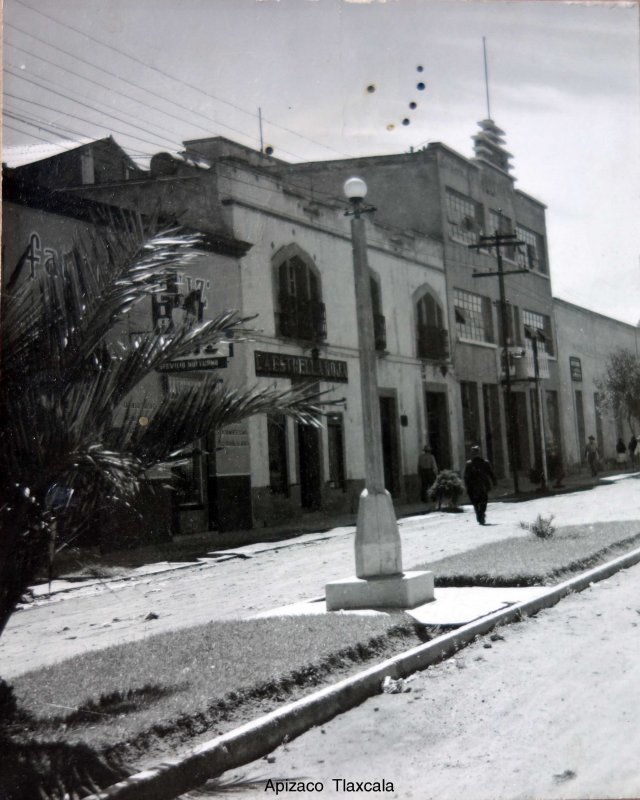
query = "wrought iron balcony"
xmin=277 ymin=296 xmax=327 ymax=342
xmin=417 ymin=325 xmax=449 ymax=361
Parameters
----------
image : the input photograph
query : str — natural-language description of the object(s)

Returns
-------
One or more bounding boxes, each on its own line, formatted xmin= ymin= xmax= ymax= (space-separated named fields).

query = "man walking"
xmin=463 ymin=445 xmax=496 ymax=525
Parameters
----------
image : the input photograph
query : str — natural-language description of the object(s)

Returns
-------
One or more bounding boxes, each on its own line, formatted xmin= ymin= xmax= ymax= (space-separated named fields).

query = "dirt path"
xmin=222 ymin=562 xmax=640 ymax=800
xmin=1 ymin=476 xmax=638 ymax=678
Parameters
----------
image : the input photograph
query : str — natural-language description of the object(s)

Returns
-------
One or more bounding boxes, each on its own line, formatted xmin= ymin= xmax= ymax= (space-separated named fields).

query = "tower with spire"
xmin=472 ymin=118 xmax=513 ymax=174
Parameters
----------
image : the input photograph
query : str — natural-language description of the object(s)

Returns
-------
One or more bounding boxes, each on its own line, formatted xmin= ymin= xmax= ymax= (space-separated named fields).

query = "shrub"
xmin=429 ymin=470 xmax=464 ymax=509
xmin=519 ymin=514 xmax=556 ymax=539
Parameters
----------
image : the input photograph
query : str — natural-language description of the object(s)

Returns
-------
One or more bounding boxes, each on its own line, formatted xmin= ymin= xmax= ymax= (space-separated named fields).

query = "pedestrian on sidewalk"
xmin=615 ymin=437 xmax=627 ymax=467
xmin=417 ymin=445 xmax=438 ymax=509
xmin=629 ymin=433 xmax=637 ymax=467
xmin=463 ymin=445 xmax=496 ymax=525
xmin=585 ymin=435 xmax=600 ymax=478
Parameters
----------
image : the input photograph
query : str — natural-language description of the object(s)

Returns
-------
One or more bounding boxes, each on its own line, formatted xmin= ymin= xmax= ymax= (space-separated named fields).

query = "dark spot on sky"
xmin=367 ymin=84 xmax=376 ymax=93
xmin=417 ymin=65 xmax=424 ymax=72
xmin=409 ymin=102 xmax=417 ymax=110
xmin=402 ymin=118 xmax=410 ymax=126
xmin=417 ymin=82 xmax=426 ymax=91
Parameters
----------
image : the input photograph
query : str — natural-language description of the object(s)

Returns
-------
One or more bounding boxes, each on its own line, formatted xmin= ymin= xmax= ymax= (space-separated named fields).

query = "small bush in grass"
xmin=519 ymin=514 xmax=556 ymax=539
xmin=429 ymin=470 xmax=464 ymax=510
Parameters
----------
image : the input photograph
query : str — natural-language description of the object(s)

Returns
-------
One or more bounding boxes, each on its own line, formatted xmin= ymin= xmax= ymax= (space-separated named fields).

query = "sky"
xmin=3 ymin=0 xmax=639 ymax=325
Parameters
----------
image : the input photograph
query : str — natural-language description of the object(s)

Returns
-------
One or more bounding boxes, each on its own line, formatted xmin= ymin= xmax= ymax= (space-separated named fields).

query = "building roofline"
xmin=515 ymin=188 xmax=547 ymax=210
xmin=553 ymin=296 xmax=639 ymax=331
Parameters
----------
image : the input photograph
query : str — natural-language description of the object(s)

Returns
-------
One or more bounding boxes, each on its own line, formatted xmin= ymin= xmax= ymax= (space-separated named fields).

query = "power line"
xmin=5 ymin=66 xmax=182 ymax=151
xmin=4 ymin=91 xmax=180 ymax=152
xmin=14 ymin=0 xmax=348 ymax=159
xmin=5 ymin=21 xmax=306 ymax=160
xmin=4 ymin=39 xmax=228 ymax=145
xmin=3 ymin=119 xmax=54 ymax=144
xmin=4 ymin=108 xmax=150 ymax=159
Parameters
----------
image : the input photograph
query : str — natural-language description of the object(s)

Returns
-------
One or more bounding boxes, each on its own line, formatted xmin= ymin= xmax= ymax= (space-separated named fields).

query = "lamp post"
xmin=325 ymin=178 xmax=434 ymax=611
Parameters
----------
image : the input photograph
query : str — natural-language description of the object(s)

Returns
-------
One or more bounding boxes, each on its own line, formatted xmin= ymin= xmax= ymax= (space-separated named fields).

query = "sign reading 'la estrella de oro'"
xmin=254 ymin=350 xmax=348 ymax=383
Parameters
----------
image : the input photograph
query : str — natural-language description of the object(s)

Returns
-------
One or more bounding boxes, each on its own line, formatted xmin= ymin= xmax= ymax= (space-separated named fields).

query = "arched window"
xmin=274 ymin=248 xmax=326 ymax=341
xmin=415 ymin=289 xmax=448 ymax=360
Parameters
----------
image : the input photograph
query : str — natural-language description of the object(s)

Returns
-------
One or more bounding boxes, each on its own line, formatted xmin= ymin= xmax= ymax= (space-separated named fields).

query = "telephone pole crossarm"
xmin=472 ymin=269 xmax=530 ymax=278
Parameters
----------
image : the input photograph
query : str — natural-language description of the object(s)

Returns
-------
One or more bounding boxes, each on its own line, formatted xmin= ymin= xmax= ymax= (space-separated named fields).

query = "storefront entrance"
xmin=297 ymin=422 xmax=322 ymax=509
xmin=425 ymin=390 xmax=451 ymax=469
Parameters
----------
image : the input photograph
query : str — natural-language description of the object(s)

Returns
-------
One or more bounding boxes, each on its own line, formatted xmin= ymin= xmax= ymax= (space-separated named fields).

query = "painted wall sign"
xmin=254 ymin=350 xmax=348 ymax=383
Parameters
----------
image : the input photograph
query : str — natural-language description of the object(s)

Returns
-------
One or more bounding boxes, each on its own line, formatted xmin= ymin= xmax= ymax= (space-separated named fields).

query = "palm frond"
xmin=120 ymin=379 xmax=329 ymax=466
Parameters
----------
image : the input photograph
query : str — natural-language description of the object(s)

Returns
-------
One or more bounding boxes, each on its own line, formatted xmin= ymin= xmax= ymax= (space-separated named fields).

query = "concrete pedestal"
xmin=354 ymin=488 xmax=402 ymax=578
xmin=325 ymin=570 xmax=435 ymax=611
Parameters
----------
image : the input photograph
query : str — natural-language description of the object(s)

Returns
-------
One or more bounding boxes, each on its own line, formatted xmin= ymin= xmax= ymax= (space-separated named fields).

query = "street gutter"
xmin=89 ymin=543 xmax=640 ymax=800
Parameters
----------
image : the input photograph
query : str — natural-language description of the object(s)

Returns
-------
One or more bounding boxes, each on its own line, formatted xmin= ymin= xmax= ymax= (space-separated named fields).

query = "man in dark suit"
xmin=463 ymin=445 xmax=496 ymax=525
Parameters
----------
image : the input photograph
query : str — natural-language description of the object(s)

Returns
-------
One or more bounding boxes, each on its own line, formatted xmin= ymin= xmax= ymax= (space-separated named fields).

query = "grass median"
xmin=414 ymin=520 xmax=640 ymax=587
xmin=3 ymin=518 xmax=640 ymax=799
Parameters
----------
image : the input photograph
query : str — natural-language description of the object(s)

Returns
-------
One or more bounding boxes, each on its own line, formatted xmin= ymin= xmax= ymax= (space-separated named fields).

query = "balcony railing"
xmin=373 ymin=313 xmax=386 ymax=352
xmin=277 ymin=296 xmax=327 ymax=342
xmin=417 ymin=325 xmax=449 ymax=361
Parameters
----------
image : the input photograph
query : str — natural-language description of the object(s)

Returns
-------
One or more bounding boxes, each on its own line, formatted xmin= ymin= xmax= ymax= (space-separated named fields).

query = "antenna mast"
xmin=258 ymin=107 xmax=264 ymax=153
xmin=483 ymin=37 xmax=491 ymax=120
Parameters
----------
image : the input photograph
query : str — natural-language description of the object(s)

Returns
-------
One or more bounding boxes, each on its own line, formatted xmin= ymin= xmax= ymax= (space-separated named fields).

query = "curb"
xmin=90 ymin=544 xmax=640 ymax=800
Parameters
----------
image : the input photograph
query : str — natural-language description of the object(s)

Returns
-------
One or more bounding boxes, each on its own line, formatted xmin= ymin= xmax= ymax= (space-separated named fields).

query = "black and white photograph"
xmin=1 ymin=0 xmax=640 ymax=798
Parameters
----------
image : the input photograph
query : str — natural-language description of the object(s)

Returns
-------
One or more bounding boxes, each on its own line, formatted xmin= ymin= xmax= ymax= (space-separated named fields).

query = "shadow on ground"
xmin=0 ymin=735 xmax=128 ymax=800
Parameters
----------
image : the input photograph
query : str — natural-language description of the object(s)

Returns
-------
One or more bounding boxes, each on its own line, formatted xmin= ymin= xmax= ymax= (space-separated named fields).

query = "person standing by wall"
xmin=463 ymin=445 xmax=496 ymax=525
xmin=585 ymin=435 xmax=600 ymax=478
xmin=615 ymin=437 xmax=627 ymax=468
xmin=417 ymin=445 xmax=438 ymax=509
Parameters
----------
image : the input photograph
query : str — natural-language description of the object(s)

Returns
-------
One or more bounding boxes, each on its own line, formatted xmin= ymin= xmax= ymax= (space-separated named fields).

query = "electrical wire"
xmin=5 ymin=22 xmax=313 ymax=163
xmin=4 ymin=108 xmax=151 ymax=160
xmin=13 ymin=0 xmax=349 ymax=159
xmin=3 ymin=119 xmax=54 ymax=144
xmin=5 ymin=66 xmax=182 ymax=151
xmin=4 ymin=39 xmax=231 ymax=146
xmin=4 ymin=91 xmax=181 ymax=152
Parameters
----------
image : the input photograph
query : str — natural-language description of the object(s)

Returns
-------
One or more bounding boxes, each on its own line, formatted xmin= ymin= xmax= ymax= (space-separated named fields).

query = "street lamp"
xmin=324 ymin=178 xmax=434 ymax=611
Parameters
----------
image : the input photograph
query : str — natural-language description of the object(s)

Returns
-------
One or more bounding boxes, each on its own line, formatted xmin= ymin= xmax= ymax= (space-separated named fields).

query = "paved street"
xmin=230 ymin=560 xmax=640 ymax=800
xmin=1 ymin=474 xmax=638 ymax=678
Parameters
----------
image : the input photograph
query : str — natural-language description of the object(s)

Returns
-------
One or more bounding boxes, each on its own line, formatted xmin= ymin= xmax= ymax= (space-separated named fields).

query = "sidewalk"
xmin=44 ymin=466 xmax=625 ymax=594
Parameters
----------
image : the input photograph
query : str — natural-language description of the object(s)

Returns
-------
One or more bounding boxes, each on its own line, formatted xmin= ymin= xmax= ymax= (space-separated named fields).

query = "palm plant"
xmin=0 ymin=211 xmax=325 ymax=641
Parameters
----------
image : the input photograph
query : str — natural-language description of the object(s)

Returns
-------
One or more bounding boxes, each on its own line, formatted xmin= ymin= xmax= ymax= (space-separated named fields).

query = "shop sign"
xmin=254 ymin=350 xmax=348 ymax=383
xmin=157 ymin=356 xmax=228 ymax=373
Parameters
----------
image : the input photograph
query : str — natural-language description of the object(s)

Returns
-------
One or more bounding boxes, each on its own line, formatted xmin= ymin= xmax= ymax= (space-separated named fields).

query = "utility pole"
xmin=469 ymin=224 xmax=529 ymax=494
xmin=525 ymin=326 xmax=549 ymax=491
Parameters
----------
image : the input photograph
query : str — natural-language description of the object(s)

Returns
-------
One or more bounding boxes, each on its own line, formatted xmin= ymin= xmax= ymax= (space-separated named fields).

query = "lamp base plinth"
xmin=325 ymin=570 xmax=434 ymax=612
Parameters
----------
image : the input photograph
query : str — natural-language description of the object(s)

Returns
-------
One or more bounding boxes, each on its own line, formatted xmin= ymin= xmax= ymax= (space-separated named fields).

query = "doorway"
xmin=512 ymin=391 xmax=531 ymax=471
xmin=379 ymin=395 xmax=401 ymax=496
xmin=425 ymin=390 xmax=451 ymax=469
xmin=297 ymin=423 xmax=322 ymax=509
